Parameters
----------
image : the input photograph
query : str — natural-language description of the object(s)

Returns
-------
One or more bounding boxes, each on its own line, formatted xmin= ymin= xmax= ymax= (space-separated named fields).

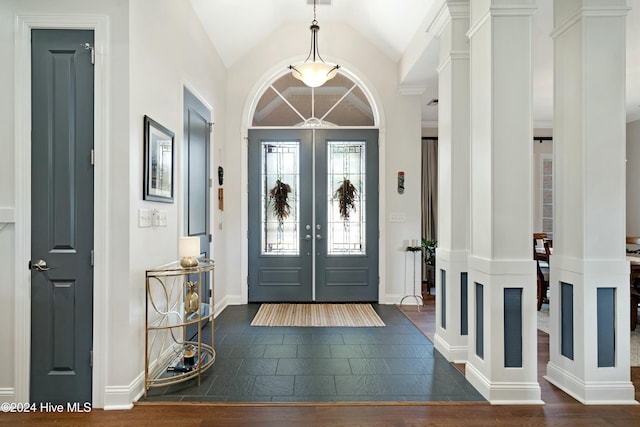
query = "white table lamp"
xmin=179 ymin=236 xmax=200 ymax=268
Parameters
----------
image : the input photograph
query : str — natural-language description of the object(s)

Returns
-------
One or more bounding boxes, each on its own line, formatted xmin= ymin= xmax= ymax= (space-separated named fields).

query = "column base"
xmin=466 ymin=361 xmax=543 ymax=404
xmin=545 ymin=362 xmax=637 ymax=405
xmin=434 ymin=333 xmax=468 ymax=363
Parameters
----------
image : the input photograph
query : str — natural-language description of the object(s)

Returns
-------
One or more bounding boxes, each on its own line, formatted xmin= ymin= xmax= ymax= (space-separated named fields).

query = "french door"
xmin=248 ymin=128 xmax=378 ymax=302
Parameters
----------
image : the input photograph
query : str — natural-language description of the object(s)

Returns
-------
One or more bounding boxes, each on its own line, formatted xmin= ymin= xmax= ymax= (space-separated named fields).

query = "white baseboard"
xmin=214 ymin=296 xmax=230 ymax=317
xmin=545 ymin=362 xmax=638 ymax=405
xmin=433 ymin=333 xmax=469 ymax=363
xmin=465 ymin=362 xmax=544 ymax=404
xmin=382 ymin=293 xmax=412 ymax=305
xmin=103 ymin=379 xmax=141 ymax=410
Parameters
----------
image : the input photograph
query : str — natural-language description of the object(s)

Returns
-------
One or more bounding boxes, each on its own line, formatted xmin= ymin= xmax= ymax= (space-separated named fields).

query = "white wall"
xmin=224 ymin=21 xmax=423 ymax=304
xmin=0 ymin=0 xmax=226 ymax=408
xmin=126 ymin=0 xmax=227 ymax=406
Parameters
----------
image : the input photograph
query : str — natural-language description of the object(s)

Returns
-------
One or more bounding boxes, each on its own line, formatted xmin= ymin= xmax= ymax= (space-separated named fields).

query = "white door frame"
xmin=14 ymin=14 xmax=110 ymax=407
xmin=238 ymin=66 xmax=387 ymax=305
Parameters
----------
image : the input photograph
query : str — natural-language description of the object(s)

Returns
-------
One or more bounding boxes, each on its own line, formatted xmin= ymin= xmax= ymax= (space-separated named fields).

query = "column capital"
xmin=552 ymin=4 xmax=631 ymax=40
xmin=429 ymin=0 xmax=470 ymax=38
xmin=468 ymin=2 xmax=536 ymax=39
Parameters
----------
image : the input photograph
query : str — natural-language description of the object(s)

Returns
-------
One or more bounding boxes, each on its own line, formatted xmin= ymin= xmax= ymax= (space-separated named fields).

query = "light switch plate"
xmin=138 ymin=209 xmax=152 ymax=227
xmin=157 ymin=210 xmax=167 ymax=227
xmin=389 ymin=212 xmax=406 ymax=223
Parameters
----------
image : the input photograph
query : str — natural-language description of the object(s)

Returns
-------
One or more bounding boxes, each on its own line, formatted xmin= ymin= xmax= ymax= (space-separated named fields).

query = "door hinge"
xmin=90 ymin=250 xmax=95 ymax=266
xmin=90 ymin=351 xmax=93 ymax=367
xmin=208 ymin=289 xmax=212 ymax=298
xmin=209 ymin=234 xmax=212 ymax=243
xmin=209 ymin=178 xmax=213 ymax=188
xmin=82 ymin=42 xmax=95 ymax=65
xmin=207 ymin=122 xmax=214 ymax=132
xmin=90 ymin=149 xmax=95 ymax=165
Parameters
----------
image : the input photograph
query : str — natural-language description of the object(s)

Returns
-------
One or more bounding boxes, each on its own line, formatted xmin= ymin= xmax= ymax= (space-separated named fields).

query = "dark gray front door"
xmin=183 ymin=88 xmax=211 ymax=338
xmin=248 ymin=129 xmax=313 ymax=302
xmin=30 ymin=29 xmax=94 ymax=404
xmin=248 ymin=129 xmax=378 ymax=302
xmin=315 ymin=129 xmax=379 ymax=302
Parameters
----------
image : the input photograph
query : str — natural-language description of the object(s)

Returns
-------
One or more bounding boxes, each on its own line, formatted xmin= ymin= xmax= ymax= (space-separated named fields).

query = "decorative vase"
xmin=185 ymin=282 xmax=199 ymax=314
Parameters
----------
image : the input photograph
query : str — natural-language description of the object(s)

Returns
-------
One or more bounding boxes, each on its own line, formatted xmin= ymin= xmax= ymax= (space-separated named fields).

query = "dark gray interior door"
xmin=30 ymin=29 xmax=94 ymax=404
xmin=183 ymin=88 xmax=211 ymax=338
xmin=248 ymin=129 xmax=378 ymax=302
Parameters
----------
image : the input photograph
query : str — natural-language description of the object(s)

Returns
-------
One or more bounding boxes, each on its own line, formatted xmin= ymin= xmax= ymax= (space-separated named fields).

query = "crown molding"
xmin=399 ymin=85 xmax=427 ymax=95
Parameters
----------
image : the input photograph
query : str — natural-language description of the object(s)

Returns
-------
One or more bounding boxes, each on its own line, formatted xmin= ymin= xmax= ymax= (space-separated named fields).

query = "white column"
xmin=545 ymin=0 xmax=635 ymax=404
xmin=465 ymin=0 xmax=541 ymax=404
xmin=433 ymin=0 xmax=471 ymax=364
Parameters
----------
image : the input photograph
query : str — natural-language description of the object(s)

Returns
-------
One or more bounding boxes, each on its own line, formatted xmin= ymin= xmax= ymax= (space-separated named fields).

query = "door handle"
xmin=30 ymin=259 xmax=50 ymax=272
xmin=305 ymin=234 xmax=312 ymax=240
xmin=316 ymin=234 xmax=322 ymax=240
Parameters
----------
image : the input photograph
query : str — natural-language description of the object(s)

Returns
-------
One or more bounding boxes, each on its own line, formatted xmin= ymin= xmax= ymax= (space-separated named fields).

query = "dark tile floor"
xmin=141 ymin=304 xmax=485 ymax=403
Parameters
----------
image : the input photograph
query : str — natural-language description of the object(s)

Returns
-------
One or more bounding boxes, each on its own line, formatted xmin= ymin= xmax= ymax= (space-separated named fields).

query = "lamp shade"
xmin=178 ymin=236 xmax=200 ymax=258
xmin=291 ymin=61 xmax=338 ymax=88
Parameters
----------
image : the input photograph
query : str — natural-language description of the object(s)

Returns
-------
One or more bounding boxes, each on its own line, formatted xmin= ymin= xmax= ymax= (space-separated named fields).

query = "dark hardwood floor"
xmin=3 ymin=295 xmax=640 ymax=426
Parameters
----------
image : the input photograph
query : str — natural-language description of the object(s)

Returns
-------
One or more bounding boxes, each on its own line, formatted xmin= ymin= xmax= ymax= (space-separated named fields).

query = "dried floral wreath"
xmin=269 ymin=179 xmax=292 ymax=226
xmin=334 ymin=178 xmax=357 ymax=221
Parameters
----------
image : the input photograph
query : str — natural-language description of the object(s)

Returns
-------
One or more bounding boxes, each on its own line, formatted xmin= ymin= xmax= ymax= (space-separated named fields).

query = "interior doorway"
xmin=30 ymin=29 xmax=95 ymax=405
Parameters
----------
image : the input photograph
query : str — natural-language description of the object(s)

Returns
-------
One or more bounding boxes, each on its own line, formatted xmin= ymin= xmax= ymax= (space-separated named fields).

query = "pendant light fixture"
xmin=288 ymin=0 xmax=340 ymax=88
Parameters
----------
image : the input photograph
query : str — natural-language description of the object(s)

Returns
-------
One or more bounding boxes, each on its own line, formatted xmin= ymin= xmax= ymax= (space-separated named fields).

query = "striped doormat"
xmin=250 ymin=303 xmax=385 ymax=327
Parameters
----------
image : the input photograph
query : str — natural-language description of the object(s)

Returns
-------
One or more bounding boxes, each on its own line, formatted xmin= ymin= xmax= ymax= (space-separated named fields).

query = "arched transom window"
xmin=252 ymin=71 xmax=375 ymax=127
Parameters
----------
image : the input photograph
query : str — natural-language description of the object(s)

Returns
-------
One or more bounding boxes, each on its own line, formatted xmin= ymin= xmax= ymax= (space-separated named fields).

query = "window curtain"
xmin=422 ymin=138 xmax=438 ymax=278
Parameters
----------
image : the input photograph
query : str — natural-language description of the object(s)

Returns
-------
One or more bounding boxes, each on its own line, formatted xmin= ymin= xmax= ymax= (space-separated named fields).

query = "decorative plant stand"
xmin=400 ymin=246 xmax=423 ymax=311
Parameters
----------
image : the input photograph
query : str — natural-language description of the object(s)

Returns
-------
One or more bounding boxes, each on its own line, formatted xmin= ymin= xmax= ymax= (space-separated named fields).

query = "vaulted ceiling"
xmin=190 ymin=0 xmax=640 ymax=126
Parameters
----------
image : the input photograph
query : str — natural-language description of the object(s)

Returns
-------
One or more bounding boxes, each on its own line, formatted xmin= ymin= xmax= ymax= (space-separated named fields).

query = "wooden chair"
xmin=533 ymin=233 xmax=547 ymax=260
xmin=533 ymin=235 xmax=550 ymax=311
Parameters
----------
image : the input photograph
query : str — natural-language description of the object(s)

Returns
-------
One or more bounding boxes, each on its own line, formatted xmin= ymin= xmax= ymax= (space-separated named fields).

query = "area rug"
xmin=537 ymin=306 xmax=640 ymax=367
xmin=250 ymin=303 xmax=385 ymax=327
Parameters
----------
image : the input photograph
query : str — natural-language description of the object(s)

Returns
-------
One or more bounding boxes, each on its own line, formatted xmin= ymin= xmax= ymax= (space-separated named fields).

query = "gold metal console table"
xmin=144 ymin=259 xmax=215 ymax=398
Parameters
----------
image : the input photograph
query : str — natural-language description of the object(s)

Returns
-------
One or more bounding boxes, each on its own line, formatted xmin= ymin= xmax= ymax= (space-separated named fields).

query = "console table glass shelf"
xmin=144 ymin=259 xmax=215 ymax=398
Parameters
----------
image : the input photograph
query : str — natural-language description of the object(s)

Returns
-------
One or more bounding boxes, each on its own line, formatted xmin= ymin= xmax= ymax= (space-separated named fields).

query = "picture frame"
xmin=143 ymin=115 xmax=175 ymax=203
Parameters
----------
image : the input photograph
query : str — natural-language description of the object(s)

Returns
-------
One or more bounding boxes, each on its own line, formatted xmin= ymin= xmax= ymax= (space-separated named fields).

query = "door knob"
xmin=316 ymin=234 xmax=322 ymax=240
xmin=30 ymin=259 xmax=50 ymax=271
xmin=305 ymin=234 xmax=312 ymax=240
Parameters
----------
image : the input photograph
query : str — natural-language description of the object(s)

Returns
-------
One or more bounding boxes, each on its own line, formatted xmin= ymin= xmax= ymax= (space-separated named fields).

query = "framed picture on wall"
xmin=143 ymin=115 xmax=175 ymax=203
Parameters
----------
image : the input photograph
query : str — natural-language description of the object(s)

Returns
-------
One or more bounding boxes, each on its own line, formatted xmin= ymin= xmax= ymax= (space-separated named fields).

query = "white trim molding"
xmin=14 ymin=13 xmax=110 ymax=408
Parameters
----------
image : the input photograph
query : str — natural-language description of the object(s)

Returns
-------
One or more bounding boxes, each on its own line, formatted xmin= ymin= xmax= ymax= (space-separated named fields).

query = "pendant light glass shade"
xmin=288 ymin=2 xmax=339 ymax=88
xmin=290 ymin=59 xmax=339 ymax=88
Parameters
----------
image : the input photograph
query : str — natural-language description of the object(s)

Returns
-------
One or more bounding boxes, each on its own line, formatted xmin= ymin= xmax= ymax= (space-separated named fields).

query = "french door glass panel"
xmin=261 ymin=141 xmax=300 ymax=255
xmin=327 ymin=141 xmax=366 ymax=255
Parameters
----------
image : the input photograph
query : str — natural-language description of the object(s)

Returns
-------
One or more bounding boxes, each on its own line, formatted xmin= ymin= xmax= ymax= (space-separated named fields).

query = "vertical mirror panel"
xmin=327 ymin=141 xmax=366 ymax=255
xmin=261 ymin=141 xmax=300 ymax=255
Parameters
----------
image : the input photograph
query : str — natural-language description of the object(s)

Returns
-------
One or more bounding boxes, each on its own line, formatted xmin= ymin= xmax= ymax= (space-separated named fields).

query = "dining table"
xmin=626 ymin=236 xmax=640 ymax=330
